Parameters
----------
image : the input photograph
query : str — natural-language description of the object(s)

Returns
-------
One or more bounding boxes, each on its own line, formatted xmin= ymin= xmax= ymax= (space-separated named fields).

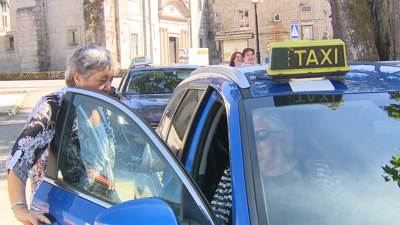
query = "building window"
xmin=301 ymin=6 xmax=312 ymax=12
xmin=199 ymin=38 xmax=203 ymax=48
xmin=301 ymin=25 xmax=313 ymax=40
xmin=9 ymin=35 xmax=13 ymax=48
xmin=239 ymin=10 xmax=249 ymax=28
xmin=131 ymin=34 xmax=138 ymax=58
xmin=1 ymin=1 xmax=9 ymax=28
xmin=274 ymin=14 xmax=281 ymax=22
xmin=5 ymin=34 xmax=14 ymax=50
xmin=67 ymin=28 xmax=79 ymax=46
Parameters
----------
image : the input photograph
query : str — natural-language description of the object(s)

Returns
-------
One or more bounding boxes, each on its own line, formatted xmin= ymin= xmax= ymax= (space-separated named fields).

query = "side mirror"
xmin=95 ymin=198 xmax=179 ymax=225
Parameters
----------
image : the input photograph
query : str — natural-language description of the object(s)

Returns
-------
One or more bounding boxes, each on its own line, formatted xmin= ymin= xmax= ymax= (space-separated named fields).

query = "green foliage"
xmin=381 ymin=104 xmax=400 ymax=120
xmin=323 ymin=102 xmax=343 ymax=110
xmin=382 ymin=151 xmax=400 ymax=187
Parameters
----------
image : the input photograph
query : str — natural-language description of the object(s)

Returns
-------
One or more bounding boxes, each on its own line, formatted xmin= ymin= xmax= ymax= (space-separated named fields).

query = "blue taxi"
xmin=116 ymin=56 xmax=199 ymax=127
xmin=32 ymin=40 xmax=400 ymax=225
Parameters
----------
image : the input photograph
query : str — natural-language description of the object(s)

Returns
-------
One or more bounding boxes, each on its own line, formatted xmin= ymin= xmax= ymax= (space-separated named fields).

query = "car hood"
xmin=121 ymin=94 xmax=171 ymax=123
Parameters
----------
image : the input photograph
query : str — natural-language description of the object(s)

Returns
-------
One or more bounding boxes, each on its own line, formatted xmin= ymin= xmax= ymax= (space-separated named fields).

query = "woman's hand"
xmin=170 ymin=145 xmax=179 ymax=156
xmin=12 ymin=205 xmax=51 ymax=225
xmin=7 ymin=170 xmax=51 ymax=224
xmin=152 ymin=145 xmax=180 ymax=172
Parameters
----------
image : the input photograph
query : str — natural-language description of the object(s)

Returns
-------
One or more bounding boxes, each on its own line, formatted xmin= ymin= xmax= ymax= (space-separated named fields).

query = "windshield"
xmin=244 ymin=92 xmax=400 ymax=225
xmin=125 ymin=68 xmax=194 ymax=94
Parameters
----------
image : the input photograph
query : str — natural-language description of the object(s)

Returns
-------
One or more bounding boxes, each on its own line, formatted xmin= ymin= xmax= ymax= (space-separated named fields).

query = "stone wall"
xmin=0 ymin=0 xmax=86 ymax=73
xmin=114 ymin=0 xmax=143 ymax=68
xmin=83 ymin=0 xmax=105 ymax=46
xmin=104 ymin=0 xmax=119 ymax=65
xmin=45 ymin=0 xmax=85 ymax=72
xmin=0 ymin=69 xmax=126 ymax=80
xmin=0 ymin=71 xmax=64 ymax=80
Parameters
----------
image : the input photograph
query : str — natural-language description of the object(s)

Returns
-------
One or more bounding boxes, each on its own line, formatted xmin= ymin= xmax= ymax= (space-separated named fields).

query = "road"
xmin=0 ymin=78 xmax=121 ymax=224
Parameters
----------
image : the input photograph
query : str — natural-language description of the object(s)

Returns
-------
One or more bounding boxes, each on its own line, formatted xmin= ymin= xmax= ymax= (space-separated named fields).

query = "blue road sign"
xmin=291 ymin=24 xmax=299 ymax=39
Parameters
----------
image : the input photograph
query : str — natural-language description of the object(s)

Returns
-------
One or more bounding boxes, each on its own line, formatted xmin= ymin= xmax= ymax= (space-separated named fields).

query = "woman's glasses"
xmin=255 ymin=129 xmax=283 ymax=141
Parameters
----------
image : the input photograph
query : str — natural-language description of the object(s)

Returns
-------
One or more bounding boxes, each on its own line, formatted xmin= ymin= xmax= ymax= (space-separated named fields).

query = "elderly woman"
xmin=211 ymin=110 xmax=359 ymax=225
xmin=5 ymin=45 xmax=120 ymax=225
xmin=5 ymin=45 xmax=170 ymax=225
xmin=252 ymin=112 xmax=297 ymax=176
xmin=211 ymin=111 xmax=297 ymax=224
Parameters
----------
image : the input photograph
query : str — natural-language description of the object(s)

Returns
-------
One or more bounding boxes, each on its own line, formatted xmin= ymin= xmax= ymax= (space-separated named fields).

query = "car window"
xmin=244 ymin=93 xmax=400 ymax=224
xmin=158 ymin=90 xmax=186 ymax=139
xmin=57 ymin=93 xmax=183 ymax=217
xmin=125 ymin=69 xmax=194 ymax=94
xmin=188 ymin=90 xmax=230 ymax=203
xmin=166 ymin=89 xmax=206 ymax=157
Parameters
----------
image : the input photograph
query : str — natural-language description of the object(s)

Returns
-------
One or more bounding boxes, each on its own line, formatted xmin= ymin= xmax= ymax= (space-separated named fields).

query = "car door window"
xmin=185 ymin=90 xmax=230 ymax=202
xmin=166 ymin=89 xmax=205 ymax=157
xmin=158 ymin=90 xmax=186 ymax=139
xmin=57 ymin=93 xmax=183 ymax=216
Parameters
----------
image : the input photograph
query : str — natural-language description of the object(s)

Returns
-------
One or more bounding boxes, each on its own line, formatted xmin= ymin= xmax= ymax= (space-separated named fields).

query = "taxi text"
xmin=274 ymin=94 xmax=343 ymax=107
xmin=288 ymin=45 xmax=345 ymax=69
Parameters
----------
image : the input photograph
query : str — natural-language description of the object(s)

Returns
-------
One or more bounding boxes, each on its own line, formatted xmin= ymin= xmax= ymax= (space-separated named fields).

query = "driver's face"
xmin=254 ymin=118 xmax=287 ymax=176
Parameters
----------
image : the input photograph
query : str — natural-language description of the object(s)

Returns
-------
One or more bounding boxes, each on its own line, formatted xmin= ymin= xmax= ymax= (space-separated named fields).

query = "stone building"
xmin=0 ymin=0 xmax=123 ymax=73
xmin=0 ymin=0 xmax=207 ymax=74
xmin=208 ymin=0 xmax=333 ymax=64
xmin=0 ymin=1 xmax=10 ymax=34
xmin=0 ymin=0 xmax=332 ymax=74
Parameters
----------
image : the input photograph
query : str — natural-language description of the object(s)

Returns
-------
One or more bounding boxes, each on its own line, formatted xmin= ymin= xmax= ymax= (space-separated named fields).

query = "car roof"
xmin=188 ymin=62 xmax=400 ymax=98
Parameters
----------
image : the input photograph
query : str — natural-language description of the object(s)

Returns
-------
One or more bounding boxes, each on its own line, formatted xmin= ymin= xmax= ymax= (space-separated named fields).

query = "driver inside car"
xmin=211 ymin=110 xmax=361 ymax=225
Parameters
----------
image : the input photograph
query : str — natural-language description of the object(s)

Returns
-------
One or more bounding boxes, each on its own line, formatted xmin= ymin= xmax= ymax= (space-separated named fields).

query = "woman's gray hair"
xmin=64 ymin=45 xmax=120 ymax=87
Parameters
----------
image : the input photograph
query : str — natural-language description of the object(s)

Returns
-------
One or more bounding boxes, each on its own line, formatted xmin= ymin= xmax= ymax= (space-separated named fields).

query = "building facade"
xmin=208 ymin=0 xmax=333 ymax=65
xmin=0 ymin=0 xmax=206 ymax=73
xmin=0 ymin=0 xmax=332 ymax=73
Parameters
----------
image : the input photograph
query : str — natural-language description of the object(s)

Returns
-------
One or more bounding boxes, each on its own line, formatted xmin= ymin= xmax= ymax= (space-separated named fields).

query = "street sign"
xmin=291 ymin=24 xmax=299 ymax=39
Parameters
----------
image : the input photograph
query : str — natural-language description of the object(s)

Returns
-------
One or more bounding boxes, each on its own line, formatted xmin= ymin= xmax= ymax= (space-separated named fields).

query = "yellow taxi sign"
xmin=274 ymin=94 xmax=343 ymax=107
xmin=130 ymin=56 xmax=151 ymax=66
xmin=267 ymin=39 xmax=350 ymax=78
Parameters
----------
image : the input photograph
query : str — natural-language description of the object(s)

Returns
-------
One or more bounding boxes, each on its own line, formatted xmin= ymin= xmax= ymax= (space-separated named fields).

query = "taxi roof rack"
xmin=190 ymin=65 xmax=251 ymax=88
xmin=130 ymin=56 xmax=151 ymax=67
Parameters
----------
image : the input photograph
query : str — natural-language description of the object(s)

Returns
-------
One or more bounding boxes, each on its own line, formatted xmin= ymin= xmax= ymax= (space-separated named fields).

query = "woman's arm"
xmin=8 ymin=170 xmax=51 ymax=224
xmin=211 ymin=167 xmax=232 ymax=225
xmin=6 ymin=91 xmax=65 ymax=224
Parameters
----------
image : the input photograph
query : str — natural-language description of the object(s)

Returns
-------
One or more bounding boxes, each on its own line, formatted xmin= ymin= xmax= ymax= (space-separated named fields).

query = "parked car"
xmin=116 ymin=56 xmax=200 ymax=127
xmin=32 ymin=40 xmax=400 ymax=225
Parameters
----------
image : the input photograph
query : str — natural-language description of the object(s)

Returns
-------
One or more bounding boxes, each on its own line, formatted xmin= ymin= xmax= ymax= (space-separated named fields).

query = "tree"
xmin=329 ymin=0 xmax=379 ymax=61
xmin=382 ymin=153 xmax=400 ymax=187
xmin=367 ymin=0 xmax=400 ymax=60
xmin=380 ymin=93 xmax=400 ymax=187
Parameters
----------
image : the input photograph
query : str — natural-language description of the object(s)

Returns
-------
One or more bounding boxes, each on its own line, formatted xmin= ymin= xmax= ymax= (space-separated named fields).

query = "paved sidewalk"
xmin=0 ymin=80 xmax=66 ymax=117
xmin=0 ymin=78 xmax=122 ymax=117
xmin=0 ymin=89 xmax=32 ymax=116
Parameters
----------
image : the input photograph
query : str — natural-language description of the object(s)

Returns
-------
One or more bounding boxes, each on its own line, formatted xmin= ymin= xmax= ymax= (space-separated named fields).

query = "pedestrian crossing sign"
xmin=291 ymin=24 xmax=299 ymax=39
